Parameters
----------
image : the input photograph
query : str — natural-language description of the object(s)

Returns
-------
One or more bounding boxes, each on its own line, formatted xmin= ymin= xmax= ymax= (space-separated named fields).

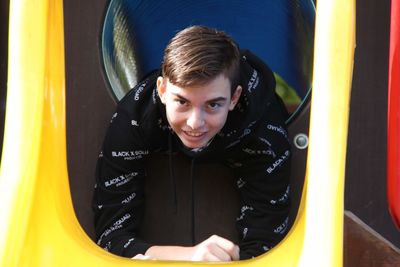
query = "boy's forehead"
xmin=165 ymin=75 xmax=231 ymax=91
xmin=166 ymin=81 xmax=231 ymax=103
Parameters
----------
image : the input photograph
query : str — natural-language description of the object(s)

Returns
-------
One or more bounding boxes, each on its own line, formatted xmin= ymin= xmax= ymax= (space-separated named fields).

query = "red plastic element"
xmin=388 ymin=0 xmax=400 ymax=230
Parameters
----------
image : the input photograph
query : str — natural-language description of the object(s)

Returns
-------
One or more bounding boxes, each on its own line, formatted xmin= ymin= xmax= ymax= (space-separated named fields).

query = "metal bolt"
xmin=294 ymin=133 xmax=309 ymax=149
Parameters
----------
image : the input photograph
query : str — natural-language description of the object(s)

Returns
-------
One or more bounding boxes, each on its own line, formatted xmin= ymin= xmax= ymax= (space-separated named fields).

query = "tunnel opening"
xmin=65 ymin=0 xmax=316 ymax=259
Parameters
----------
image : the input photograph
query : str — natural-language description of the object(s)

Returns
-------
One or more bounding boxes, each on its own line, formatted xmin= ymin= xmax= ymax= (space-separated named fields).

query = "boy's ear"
xmin=156 ymin=76 xmax=167 ymax=104
xmin=229 ymin=85 xmax=242 ymax=111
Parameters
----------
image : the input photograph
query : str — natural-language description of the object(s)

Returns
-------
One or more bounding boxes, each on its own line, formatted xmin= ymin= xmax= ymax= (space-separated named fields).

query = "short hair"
xmin=162 ymin=26 xmax=240 ymax=94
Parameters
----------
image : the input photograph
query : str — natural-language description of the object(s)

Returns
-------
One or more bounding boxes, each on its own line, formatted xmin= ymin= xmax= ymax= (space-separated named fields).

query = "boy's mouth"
xmin=184 ymin=131 xmax=206 ymax=137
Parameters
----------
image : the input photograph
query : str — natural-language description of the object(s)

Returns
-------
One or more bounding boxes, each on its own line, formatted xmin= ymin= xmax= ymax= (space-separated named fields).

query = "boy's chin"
xmin=178 ymin=136 xmax=214 ymax=150
xmin=181 ymin=141 xmax=207 ymax=149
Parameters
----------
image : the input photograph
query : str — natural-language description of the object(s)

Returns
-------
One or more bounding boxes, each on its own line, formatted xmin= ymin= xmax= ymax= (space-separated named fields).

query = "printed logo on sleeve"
xmin=258 ymin=137 xmax=272 ymax=147
xmin=238 ymin=128 xmax=251 ymax=140
xmin=97 ymin=213 xmax=131 ymax=245
xmin=114 ymin=213 xmax=131 ymax=226
xmin=273 ymin=217 xmax=289 ymax=234
xmin=111 ymin=150 xmax=149 ymax=160
xmin=97 ymin=224 xmax=123 ymax=245
xmin=134 ymin=81 xmax=147 ymax=101
xmin=237 ymin=205 xmax=254 ymax=221
xmin=266 ymin=150 xmax=290 ymax=174
xmin=123 ymin=238 xmax=135 ymax=248
xmin=121 ymin=192 xmax=136 ymax=204
xmin=242 ymin=227 xmax=249 ymax=239
xmin=266 ymin=124 xmax=288 ymax=139
xmin=242 ymin=147 xmax=276 ymax=158
xmin=247 ymin=69 xmax=259 ymax=93
xmin=270 ymin=185 xmax=290 ymax=205
xmin=104 ymin=172 xmax=138 ymax=187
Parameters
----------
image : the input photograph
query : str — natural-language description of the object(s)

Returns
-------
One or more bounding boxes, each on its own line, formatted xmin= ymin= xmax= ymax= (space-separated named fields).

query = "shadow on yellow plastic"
xmin=0 ymin=0 xmax=355 ymax=266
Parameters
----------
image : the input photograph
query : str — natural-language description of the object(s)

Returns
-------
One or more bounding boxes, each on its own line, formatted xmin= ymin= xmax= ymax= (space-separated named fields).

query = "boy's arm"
xmin=92 ymin=108 xmax=152 ymax=257
xmin=229 ymin=119 xmax=291 ymax=260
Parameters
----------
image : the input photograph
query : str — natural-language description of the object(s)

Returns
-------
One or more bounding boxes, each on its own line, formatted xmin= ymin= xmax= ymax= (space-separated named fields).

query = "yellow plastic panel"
xmin=298 ymin=1 xmax=356 ymax=266
xmin=0 ymin=0 xmax=354 ymax=266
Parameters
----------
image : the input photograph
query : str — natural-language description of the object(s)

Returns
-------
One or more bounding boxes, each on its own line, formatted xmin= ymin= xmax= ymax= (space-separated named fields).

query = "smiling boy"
xmin=93 ymin=26 xmax=291 ymax=261
xmin=158 ymin=73 xmax=241 ymax=149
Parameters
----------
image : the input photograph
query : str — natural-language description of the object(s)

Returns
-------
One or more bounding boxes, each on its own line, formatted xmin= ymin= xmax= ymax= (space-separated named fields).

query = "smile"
xmin=184 ymin=131 xmax=206 ymax=137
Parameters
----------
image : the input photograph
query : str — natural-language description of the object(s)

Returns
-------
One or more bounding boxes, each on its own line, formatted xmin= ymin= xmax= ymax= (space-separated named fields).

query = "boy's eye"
xmin=176 ymin=99 xmax=187 ymax=105
xmin=208 ymin=102 xmax=221 ymax=109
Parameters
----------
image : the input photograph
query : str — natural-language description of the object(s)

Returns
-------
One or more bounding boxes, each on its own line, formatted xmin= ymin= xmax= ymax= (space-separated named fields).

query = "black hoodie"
xmin=93 ymin=50 xmax=291 ymax=260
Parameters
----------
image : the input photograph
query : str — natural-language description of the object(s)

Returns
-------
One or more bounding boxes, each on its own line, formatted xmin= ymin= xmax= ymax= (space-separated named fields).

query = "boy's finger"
xmin=209 ymin=235 xmax=240 ymax=261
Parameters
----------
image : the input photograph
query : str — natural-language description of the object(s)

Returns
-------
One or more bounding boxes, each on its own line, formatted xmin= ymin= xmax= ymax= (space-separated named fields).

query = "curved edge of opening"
xmin=0 ymin=0 xmax=10 ymax=163
xmin=99 ymin=0 xmax=120 ymax=102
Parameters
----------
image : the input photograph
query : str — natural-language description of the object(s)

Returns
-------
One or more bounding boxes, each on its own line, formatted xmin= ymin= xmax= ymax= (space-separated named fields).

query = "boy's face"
xmin=157 ymin=74 xmax=242 ymax=149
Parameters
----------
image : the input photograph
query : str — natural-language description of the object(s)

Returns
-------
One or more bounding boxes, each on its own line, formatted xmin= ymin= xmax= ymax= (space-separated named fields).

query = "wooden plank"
xmin=344 ymin=211 xmax=400 ymax=267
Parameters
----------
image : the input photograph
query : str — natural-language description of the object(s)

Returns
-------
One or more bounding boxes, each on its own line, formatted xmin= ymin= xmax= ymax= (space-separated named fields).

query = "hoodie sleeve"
xmin=229 ymin=114 xmax=291 ymax=260
xmin=92 ymin=107 xmax=152 ymax=258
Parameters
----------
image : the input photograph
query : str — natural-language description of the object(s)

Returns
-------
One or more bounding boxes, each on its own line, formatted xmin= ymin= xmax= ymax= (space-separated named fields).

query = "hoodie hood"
xmin=131 ymin=50 xmax=279 ymax=158
xmin=213 ymin=50 xmax=278 ymax=151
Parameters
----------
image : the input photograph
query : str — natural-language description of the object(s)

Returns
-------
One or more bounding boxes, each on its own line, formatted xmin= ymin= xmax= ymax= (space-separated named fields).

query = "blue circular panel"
xmin=101 ymin=0 xmax=315 ymax=121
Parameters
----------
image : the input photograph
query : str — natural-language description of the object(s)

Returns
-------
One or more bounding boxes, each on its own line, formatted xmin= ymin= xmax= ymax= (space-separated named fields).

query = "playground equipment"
xmin=387 ymin=0 xmax=400 ymax=230
xmin=0 ymin=0 xmax=355 ymax=266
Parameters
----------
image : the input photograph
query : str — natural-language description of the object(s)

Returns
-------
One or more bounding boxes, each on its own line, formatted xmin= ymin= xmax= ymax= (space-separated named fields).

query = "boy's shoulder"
xmin=112 ymin=71 xmax=170 ymax=149
xmin=115 ymin=71 xmax=169 ymax=134
xmin=116 ymin=71 xmax=160 ymax=116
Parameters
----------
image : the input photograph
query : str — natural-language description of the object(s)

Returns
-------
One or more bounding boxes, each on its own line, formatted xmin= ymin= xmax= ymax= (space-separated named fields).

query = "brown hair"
xmin=162 ymin=26 xmax=240 ymax=94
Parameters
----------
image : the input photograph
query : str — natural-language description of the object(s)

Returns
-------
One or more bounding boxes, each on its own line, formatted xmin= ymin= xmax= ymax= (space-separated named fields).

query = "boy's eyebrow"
xmin=172 ymin=93 xmax=227 ymax=103
xmin=206 ymin=97 xmax=227 ymax=103
xmin=172 ymin=93 xmax=189 ymax=101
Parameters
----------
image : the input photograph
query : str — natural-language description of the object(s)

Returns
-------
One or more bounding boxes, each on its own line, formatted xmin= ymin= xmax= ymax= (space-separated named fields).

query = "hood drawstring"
xmin=168 ymin=133 xmax=178 ymax=214
xmin=190 ymin=157 xmax=196 ymax=245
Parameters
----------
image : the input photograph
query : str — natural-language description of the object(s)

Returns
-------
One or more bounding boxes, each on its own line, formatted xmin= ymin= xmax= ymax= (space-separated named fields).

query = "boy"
xmin=93 ymin=25 xmax=291 ymax=261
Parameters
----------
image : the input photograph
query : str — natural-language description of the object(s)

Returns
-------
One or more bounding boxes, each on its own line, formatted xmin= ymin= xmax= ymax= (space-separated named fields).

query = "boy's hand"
xmin=190 ymin=235 xmax=240 ymax=261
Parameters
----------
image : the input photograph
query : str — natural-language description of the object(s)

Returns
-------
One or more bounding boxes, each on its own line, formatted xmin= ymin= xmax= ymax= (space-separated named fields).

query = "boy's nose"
xmin=186 ymin=109 xmax=205 ymax=129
